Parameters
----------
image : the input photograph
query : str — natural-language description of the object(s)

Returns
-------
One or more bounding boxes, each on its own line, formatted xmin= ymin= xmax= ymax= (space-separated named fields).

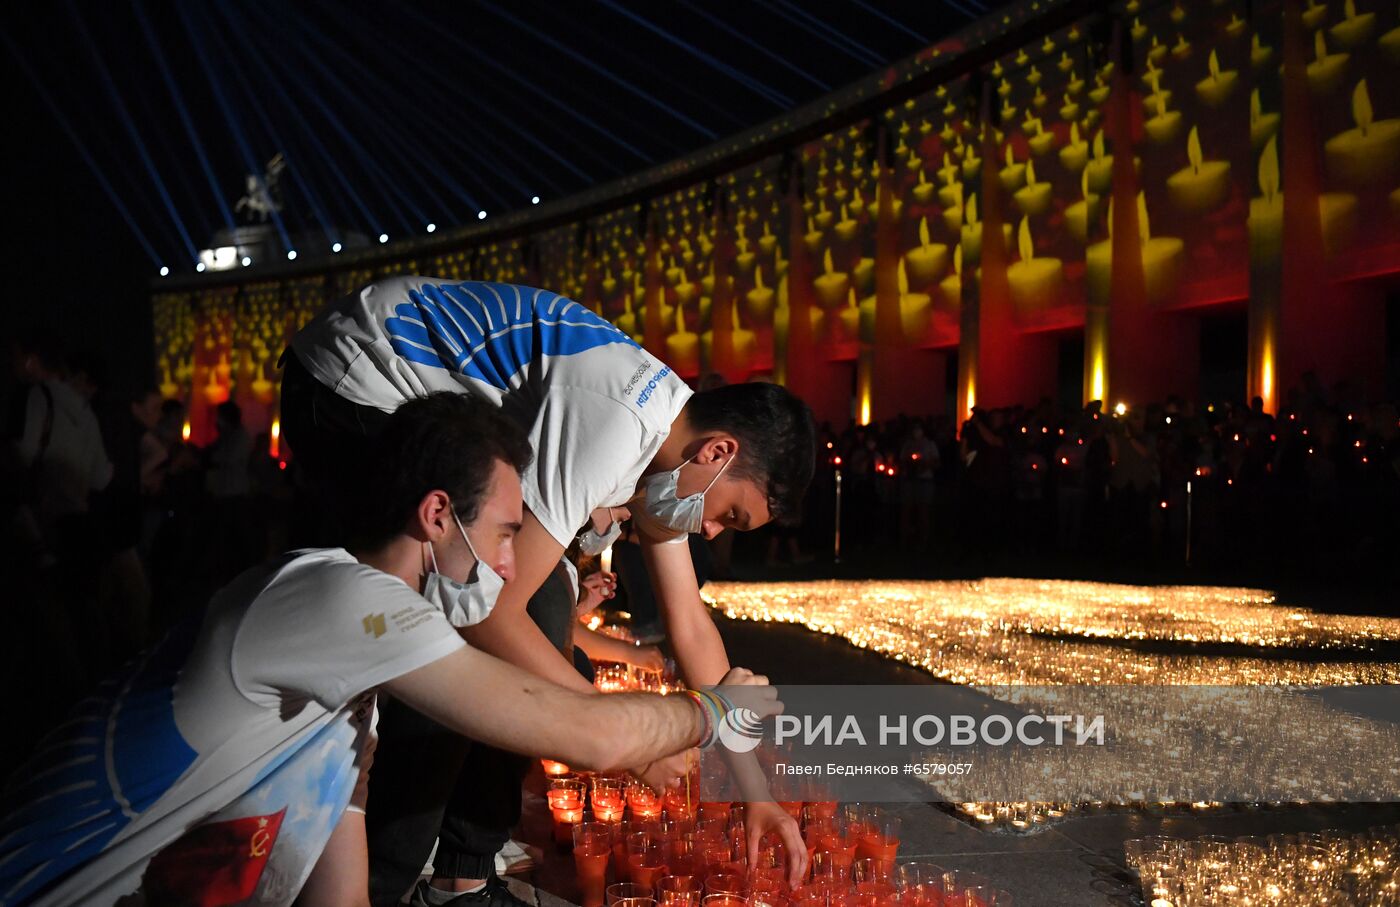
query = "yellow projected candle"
xmin=1028 ymin=119 xmax=1056 ymax=156
xmin=757 ymin=220 xmax=776 ymax=257
xmin=1144 ymin=91 xmax=1183 ymax=146
xmin=837 ymin=286 xmax=873 ymax=342
xmin=999 ymin=144 xmax=1027 ymax=192
xmin=899 ymin=258 xmax=934 ymax=341
xmin=940 ymin=245 xmax=963 ymax=305
xmin=1382 ymin=13 xmax=1400 ymax=63
xmin=1089 ymin=74 xmax=1111 ymax=105
xmin=815 ymin=199 xmax=835 ymax=231
xmin=1060 ymin=122 xmax=1089 ymax=173
xmin=961 ymin=148 xmax=982 ymax=182
xmin=853 ymin=255 xmax=875 ymax=296
xmin=1171 ymin=33 xmax=1191 ymax=61
xmin=1014 ymin=159 xmax=1053 ymax=217
xmin=615 ymin=292 xmax=640 ymax=341
xmin=1066 ymin=168 xmax=1101 ymax=244
xmin=1329 ymin=0 xmax=1376 ymax=49
xmin=1307 ymin=31 xmax=1349 ymax=96
xmin=912 ymin=167 xmax=935 ymax=205
xmin=674 ymin=266 xmax=698 ymax=307
xmin=665 ymin=300 xmax=699 ymax=375
xmin=1303 ymin=0 xmax=1329 ymax=28
xmin=1251 ymin=34 xmax=1273 ymax=70
xmin=734 ymin=235 xmax=756 ymax=277
xmin=1225 ymin=13 xmax=1246 ymax=37
xmin=1167 ymin=127 xmax=1232 ymax=216
xmin=834 ymin=204 xmax=859 ymax=243
xmin=745 ymin=266 xmax=775 ymax=326
xmin=1250 ymin=89 xmax=1280 ymax=152
xmin=1007 ymin=217 xmax=1063 ymax=309
xmin=1195 ymin=50 xmax=1239 ymax=108
xmin=905 ymin=218 xmax=949 ymax=288
xmin=803 ymin=215 xmax=824 ymax=255
xmin=1060 ymin=94 xmax=1080 ymax=123
xmin=1085 ymin=130 xmax=1114 ymax=195
xmin=1324 ymin=80 xmax=1400 ymax=189
xmin=813 ymin=248 xmax=850 ymax=309
xmin=701 ymin=301 xmax=756 ymax=375
xmin=1248 ymin=138 xmax=1283 ymax=262
xmin=1086 ymin=193 xmax=1184 ymax=305
xmin=943 ymin=181 xmax=964 ymax=235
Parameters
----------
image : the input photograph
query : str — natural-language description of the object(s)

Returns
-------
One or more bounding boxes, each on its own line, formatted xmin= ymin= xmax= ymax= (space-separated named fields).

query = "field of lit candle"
xmin=705 ymin=579 xmax=1400 ymax=687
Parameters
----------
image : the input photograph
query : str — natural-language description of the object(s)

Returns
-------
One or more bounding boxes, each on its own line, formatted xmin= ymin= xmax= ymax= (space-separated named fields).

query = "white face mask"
xmin=636 ymin=454 xmax=733 ymax=537
xmin=422 ymin=506 xmax=504 ymax=628
xmin=577 ymin=517 xmax=623 ymax=557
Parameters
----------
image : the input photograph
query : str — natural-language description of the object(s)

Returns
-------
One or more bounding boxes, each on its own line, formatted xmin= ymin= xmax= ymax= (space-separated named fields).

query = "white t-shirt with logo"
xmin=291 ymin=278 xmax=692 ymax=547
xmin=0 ymin=549 xmax=464 ymax=907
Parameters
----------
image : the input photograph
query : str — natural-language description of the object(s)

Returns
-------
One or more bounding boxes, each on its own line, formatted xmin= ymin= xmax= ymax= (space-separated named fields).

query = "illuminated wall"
xmin=154 ymin=0 xmax=1400 ymax=442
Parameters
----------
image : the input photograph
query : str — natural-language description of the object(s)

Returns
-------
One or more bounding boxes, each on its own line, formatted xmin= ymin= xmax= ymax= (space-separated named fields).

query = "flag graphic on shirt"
xmin=384 ymin=281 xmax=636 ymax=390
xmin=139 ymin=808 xmax=286 ymax=907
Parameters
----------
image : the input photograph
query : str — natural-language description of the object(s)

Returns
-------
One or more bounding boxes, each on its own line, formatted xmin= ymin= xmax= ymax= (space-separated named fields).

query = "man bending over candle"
xmin=281 ymin=277 xmax=814 ymax=906
xmin=0 ymin=393 xmax=776 ymax=907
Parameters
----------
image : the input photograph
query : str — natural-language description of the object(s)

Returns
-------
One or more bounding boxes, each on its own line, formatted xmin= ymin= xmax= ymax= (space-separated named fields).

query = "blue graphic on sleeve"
xmin=0 ymin=618 xmax=201 ymax=905
xmin=385 ymin=281 xmax=638 ymax=390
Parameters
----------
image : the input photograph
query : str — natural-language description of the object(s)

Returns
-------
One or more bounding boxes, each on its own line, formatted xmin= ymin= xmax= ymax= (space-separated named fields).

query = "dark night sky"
xmin=1 ymin=0 xmax=998 ymax=390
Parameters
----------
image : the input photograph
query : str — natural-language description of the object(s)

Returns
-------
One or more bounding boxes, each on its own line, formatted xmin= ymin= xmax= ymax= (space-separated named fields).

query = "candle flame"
xmin=1070 ymin=122 xmax=1082 ymax=145
xmin=1315 ymin=29 xmax=1328 ymax=62
xmin=919 ymin=217 xmax=931 ymax=248
xmin=1259 ymin=136 xmax=1280 ymax=201
xmin=1137 ymin=191 xmax=1151 ymax=242
xmin=754 ymin=266 xmax=766 ymax=291
xmin=953 ymin=243 xmax=963 ymax=276
xmin=1092 ymin=129 xmax=1106 ymax=161
xmin=1154 ymin=92 xmax=1167 ymax=119
xmin=1018 ymin=216 xmax=1034 ymax=263
xmin=917 ymin=167 xmax=928 ymax=186
xmin=823 ymin=247 xmax=835 ymax=275
xmin=847 ymin=286 xmax=858 ymax=309
xmin=1253 ymin=33 xmax=1264 ymax=53
xmin=1004 ymin=144 xmax=1016 ymax=168
xmin=675 ymin=298 xmax=686 ymax=334
xmin=1187 ymin=126 xmax=1203 ymax=174
xmin=1208 ymin=49 xmax=1221 ymax=80
xmin=1025 ymin=158 xmax=1038 ymax=187
xmin=1081 ymin=167 xmax=1091 ymax=200
xmin=1345 ymin=0 xmax=1357 ymax=19
xmin=1250 ymin=89 xmax=1262 ymax=124
xmin=1353 ymin=79 xmax=1374 ymax=134
xmin=731 ymin=297 xmax=742 ymax=331
xmin=966 ymin=193 xmax=979 ymax=226
xmin=840 ymin=203 xmax=850 ymax=222
xmin=898 ymin=258 xmax=910 ymax=295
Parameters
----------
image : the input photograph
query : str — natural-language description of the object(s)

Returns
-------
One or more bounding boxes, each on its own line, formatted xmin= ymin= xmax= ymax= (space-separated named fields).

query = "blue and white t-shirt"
xmin=291 ymin=278 xmax=692 ymax=547
xmin=0 ymin=549 xmax=464 ymax=907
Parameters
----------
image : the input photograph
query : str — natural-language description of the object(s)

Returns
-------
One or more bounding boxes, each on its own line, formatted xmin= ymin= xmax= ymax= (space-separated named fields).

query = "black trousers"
xmin=278 ymin=352 xmax=584 ymax=906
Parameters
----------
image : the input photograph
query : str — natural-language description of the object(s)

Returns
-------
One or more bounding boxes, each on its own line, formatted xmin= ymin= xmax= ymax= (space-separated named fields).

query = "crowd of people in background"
xmin=804 ymin=378 xmax=1400 ymax=582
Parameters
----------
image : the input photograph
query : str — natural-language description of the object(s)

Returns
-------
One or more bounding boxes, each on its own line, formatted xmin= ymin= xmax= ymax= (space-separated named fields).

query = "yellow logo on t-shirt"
xmin=362 ymin=613 xmax=387 ymax=638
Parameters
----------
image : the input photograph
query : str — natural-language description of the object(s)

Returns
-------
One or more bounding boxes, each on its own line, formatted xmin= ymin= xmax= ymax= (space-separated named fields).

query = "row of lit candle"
xmin=1127 ymin=824 xmax=1400 ymax=906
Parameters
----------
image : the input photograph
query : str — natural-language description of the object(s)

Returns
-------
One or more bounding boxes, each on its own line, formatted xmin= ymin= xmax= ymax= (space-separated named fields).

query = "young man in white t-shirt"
xmin=282 ymin=278 xmax=814 ymax=904
xmin=0 ymin=393 xmax=772 ymax=907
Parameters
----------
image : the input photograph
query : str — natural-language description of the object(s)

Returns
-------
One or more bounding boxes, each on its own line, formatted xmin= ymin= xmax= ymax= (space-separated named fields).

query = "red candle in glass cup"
xmin=628 ymin=837 xmax=669 ymax=891
xmin=776 ymin=801 xmax=804 ymax=820
xmin=655 ymin=874 xmax=702 ymax=907
xmin=704 ymin=872 xmax=745 ymax=899
xmin=701 ymin=896 xmax=745 ymax=907
xmin=855 ymin=814 xmax=900 ymax=872
xmin=575 ymin=824 xmax=613 ymax=907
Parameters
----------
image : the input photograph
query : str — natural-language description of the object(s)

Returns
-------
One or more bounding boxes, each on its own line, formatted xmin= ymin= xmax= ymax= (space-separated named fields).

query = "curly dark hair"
xmin=350 ymin=392 xmax=533 ymax=550
xmin=684 ymin=382 xmax=815 ymax=522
